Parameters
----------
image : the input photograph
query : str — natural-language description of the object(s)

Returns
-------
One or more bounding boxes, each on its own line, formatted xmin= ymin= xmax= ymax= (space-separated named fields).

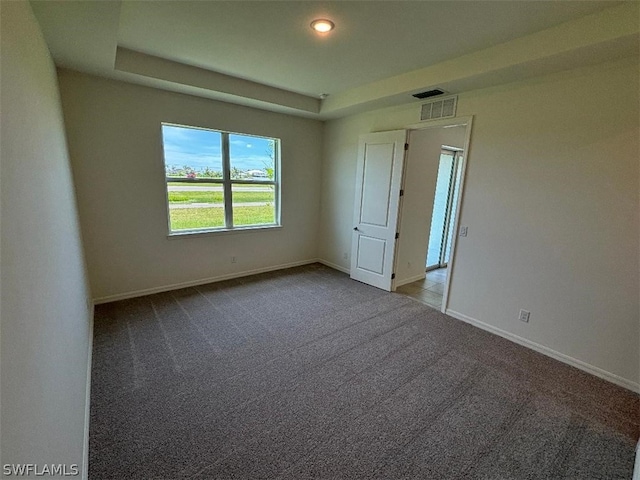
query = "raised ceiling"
xmin=30 ymin=1 xmax=639 ymax=118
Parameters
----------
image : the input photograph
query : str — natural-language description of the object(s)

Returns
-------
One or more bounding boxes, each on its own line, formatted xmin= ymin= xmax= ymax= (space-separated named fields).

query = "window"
xmin=161 ymin=123 xmax=280 ymax=234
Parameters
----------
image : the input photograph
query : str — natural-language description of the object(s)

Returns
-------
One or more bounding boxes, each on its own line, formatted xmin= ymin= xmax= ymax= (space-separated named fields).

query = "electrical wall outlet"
xmin=231 ymin=256 xmax=237 ymax=264
xmin=459 ymin=226 xmax=468 ymax=237
xmin=343 ymin=252 xmax=348 ymax=260
xmin=519 ymin=309 xmax=530 ymax=323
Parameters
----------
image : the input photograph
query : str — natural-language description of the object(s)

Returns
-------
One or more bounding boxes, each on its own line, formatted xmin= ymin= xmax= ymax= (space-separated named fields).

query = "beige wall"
xmin=0 ymin=1 xmax=93 ymax=476
xmin=319 ymin=56 xmax=640 ymax=388
xmin=58 ymin=71 xmax=323 ymax=302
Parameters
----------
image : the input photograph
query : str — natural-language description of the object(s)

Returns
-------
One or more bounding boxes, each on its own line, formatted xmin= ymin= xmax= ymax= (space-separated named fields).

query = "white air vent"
xmin=420 ymin=95 xmax=457 ymax=121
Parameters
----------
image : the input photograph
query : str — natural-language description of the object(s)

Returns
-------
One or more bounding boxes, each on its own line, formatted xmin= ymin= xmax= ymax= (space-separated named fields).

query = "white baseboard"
xmin=82 ymin=301 xmax=94 ymax=480
xmin=316 ymin=262 xmax=427 ymax=288
xmin=446 ymin=309 xmax=640 ymax=394
xmin=395 ymin=273 xmax=426 ymax=287
xmin=317 ymin=258 xmax=350 ymax=274
xmin=93 ymin=259 xmax=319 ymax=304
xmin=633 ymin=440 xmax=640 ymax=480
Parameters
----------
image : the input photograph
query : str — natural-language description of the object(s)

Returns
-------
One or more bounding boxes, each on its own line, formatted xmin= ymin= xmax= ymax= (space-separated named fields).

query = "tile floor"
xmin=396 ymin=267 xmax=447 ymax=310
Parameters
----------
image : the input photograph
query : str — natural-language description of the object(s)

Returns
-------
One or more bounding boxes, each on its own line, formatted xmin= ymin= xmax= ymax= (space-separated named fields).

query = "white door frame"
xmin=403 ymin=116 xmax=474 ymax=313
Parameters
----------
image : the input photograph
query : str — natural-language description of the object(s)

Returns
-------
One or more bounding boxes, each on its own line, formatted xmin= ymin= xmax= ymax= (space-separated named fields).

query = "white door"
xmin=350 ymin=130 xmax=407 ymax=291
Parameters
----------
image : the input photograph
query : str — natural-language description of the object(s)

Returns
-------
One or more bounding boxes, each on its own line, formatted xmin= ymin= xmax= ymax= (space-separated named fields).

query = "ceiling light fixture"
xmin=311 ymin=19 xmax=335 ymax=33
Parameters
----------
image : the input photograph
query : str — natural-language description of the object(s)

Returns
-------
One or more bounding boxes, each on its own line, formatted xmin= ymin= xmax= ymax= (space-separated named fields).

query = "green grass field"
xmin=170 ymin=205 xmax=275 ymax=230
xmin=167 ymin=182 xmax=271 ymax=188
xmin=167 ymin=182 xmax=223 ymax=187
xmin=168 ymin=190 xmax=273 ymax=204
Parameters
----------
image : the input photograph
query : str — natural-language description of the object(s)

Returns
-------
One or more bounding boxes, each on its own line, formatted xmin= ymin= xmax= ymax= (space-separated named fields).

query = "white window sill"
xmin=167 ymin=224 xmax=282 ymax=239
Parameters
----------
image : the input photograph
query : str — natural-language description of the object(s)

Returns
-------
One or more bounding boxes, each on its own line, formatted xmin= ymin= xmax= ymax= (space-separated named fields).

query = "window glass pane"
xmin=232 ymin=183 xmax=275 ymax=226
xmin=161 ymin=124 xmax=280 ymax=234
xmin=167 ymin=182 xmax=226 ymax=231
xmin=443 ymin=155 xmax=463 ymax=263
xmin=229 ymin=134 xmax=275 ymax=181
xmin=426 ymin=153 xmax=455 ymax=268
xmin=162 ymin=125 xmax=223 ymax=179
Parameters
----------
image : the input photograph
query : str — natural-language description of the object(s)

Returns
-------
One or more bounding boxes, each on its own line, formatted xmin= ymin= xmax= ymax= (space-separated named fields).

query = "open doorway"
xmin=415 ymin=148 xmax=464 ymax=308
xmin=393 ymin=117 xmax=472 ymax=312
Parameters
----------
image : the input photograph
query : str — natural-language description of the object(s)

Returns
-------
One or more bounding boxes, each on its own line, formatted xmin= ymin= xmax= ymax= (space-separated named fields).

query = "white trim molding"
xmin=317 ymin=259 xmax=350 ymax=274
xmin=395 ymin=273 xmax=426 ymax=288
xmin=633 ymin=440 xmax=640 ymax=480
xmin=82 ymin=302 xmax=94 ymax=480
xmin=93 ymin=259 xmax=319 ymax=304
xmin=446 ymin=309 xmax=640 ymax=394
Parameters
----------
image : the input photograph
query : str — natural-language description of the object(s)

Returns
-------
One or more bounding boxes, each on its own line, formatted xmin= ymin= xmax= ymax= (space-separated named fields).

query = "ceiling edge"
xmin=114 ymin=47 xmax=321 ymax=115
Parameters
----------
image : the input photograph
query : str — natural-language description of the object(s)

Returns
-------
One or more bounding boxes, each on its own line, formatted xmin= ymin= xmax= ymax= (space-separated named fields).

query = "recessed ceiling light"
xmin=311 ymin=19 xmax=335 ymax=33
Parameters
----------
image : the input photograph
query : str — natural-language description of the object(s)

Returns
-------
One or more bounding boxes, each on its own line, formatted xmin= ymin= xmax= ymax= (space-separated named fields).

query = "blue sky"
xmin=162 ymin=124 xmax=274 ymax=171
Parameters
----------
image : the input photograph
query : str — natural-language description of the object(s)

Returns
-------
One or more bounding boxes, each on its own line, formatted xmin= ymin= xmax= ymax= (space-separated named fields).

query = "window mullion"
xmin=221 ymin=132 xmax=233 ymax=228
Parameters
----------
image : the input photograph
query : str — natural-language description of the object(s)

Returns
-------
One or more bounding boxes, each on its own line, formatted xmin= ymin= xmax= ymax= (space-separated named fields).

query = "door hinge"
xmin=395 ymin=232 xmax=399 ymax=239
xmin=391 ymin=273 xmax=396 ymax=279
xmin=399 ymin=189 xmax=404 ymax=197
xmin=404 ymin=143 xmax=409 ymax=151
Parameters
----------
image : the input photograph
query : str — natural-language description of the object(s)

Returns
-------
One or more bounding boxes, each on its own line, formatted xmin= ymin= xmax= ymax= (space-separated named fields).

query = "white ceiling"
xmin=30 ymin=1 xmax=638 ymax=118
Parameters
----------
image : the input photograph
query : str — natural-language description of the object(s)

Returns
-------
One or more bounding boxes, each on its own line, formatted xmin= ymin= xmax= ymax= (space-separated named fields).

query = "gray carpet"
xmin=90 ymin=263 xmax=639 ymax=479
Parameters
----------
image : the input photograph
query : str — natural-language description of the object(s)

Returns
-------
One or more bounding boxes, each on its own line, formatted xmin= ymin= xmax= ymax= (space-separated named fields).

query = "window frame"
xmin=161 ymin=123 xmax=281 ymax=236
